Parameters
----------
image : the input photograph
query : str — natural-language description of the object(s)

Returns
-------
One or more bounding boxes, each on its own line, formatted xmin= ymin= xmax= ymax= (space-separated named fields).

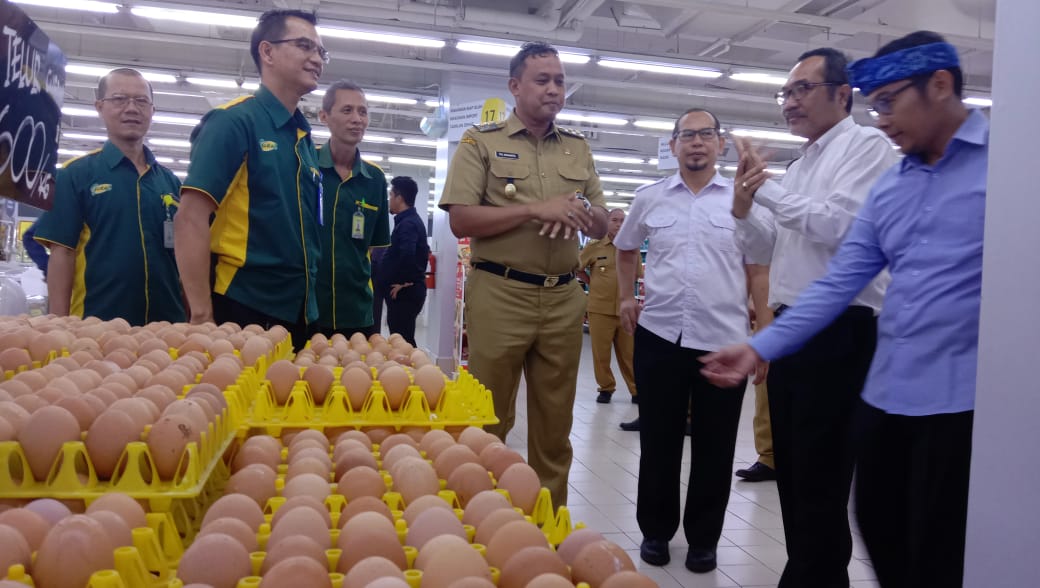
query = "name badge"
xmin=352 ymin=210 xmax=365 ymax=239
xmin=163 ymin=220 xmax=175 ymax=249
xmin=496 ymin=151 xmax=519 ymax=159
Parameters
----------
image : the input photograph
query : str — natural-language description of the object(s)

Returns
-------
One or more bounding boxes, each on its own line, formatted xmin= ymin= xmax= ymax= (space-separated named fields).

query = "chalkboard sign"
xmin=0 ymin=0 xmax=65 ymax=211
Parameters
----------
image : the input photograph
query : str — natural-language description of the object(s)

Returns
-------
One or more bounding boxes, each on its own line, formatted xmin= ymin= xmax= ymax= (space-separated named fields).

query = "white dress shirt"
xmin=615 ymin=172 xmax=762 ymax=351
xmin=735 ymin=116 xmax=900 ymax=310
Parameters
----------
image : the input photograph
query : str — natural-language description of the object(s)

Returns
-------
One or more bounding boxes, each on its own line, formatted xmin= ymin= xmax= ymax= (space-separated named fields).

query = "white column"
xmin=964 ymin=0 xmax=1040 ymax=584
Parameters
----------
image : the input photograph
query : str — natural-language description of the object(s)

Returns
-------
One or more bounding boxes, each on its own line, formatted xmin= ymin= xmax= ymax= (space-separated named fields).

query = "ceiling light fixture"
xmin=388 ymin=157 xmax=437 ymax=167
xmin=318 ymin=27 xmax=445 ymax=48
xmin=148 ymin=138 xmax=192 ymax=148
xmin=401 ymin=138 xmax=439 ymax=148
xmin=730 ymin=72 xmax=788 ymax=85
xmin=13 ymin=0 xmax=118 ymax=13
xmin=130 ymin=5 xmax=257 ymax=29
xmin=155 ymin=156 xmax=175 ymax=163
xmin=61 ymin=132 xmax=107 ymax=141
xmin=363 ymin=134 xmax=397 ymax=144
xmin=598 ymin=57 xmax=722 ymax=79
xmin=963 ymin=96 xmax=992 ymax=107
xmin=173 ymin=170 xmax=187 ymax=178
xmin=185 ymin=77 xmax=248 ymax=89
xmin=633 ymin=119 xmax=674 ymax=131
xmin=599 ymin=175 xmax=659 ymax=185
xmin=605 ymin=201 xmax=631 ymax=209
xmin=593 ymin=154 xmax=646 ymax=165
xmin=455 ymin=41 xmax=588 ymax=63
xmin=556 ymin=111 xmax=629 ymax=126
xmin=366 ymin=94 xmax=419 ymax=106
xmin=151 ymin=113 xmax=201 ymax=126
xmin=57 ymin=148 xmax=88 ymax=156
xmin=66 ymin=63 xmax=178 ymax=84
xmin=61 ymin=107 xmax=98 ymax=118
xmin=424 ymin=99 xmax=441 ymax=108
xmin=730 ymin=129 xmax=806 ymax=143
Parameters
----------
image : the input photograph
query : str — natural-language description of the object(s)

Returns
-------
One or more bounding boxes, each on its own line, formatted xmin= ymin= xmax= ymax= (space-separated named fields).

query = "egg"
xmin=419 ymin=540 xmax=492 ymax=588
xmin=414 ymin=365 xmax=446 ymax=408
xmin=457 ymin=427 xmax=495 ymax=455
xmin=241 ymin=337 xmax=272 ymax=366
xmin=268 ymin=505 xmax=330 ymax=550
xmin=301 ymin=365 xmax=335 ymax=405
xmin=18 ymin=405 xmax=81 ymax=480
xmin=260 ymin=535 xmax=328 ymax=574
xmin=378 ymin=432 xmax=418 ymax=456
xmin=177 ymin=533 xmax=253 ymax=588
xmin=340 ymin=367 xmax=372 ymax=410
xmin=12 ymin=369 xmax=48 ymax=390
xmin=225 ymin=464 xmax=277 ymax=508
xmin=85 ymin=409 xmax=142 ymax=479
xmin=447 ymin=462 xmax=494 ymax=508
xmin=390 ymin=457 xmax=439 ymax=504
xmin=433 ymin=444 xmax=480 ymax=480
xmin=287 ymin=457 xmax=330 ymax=480
xmin=24 ymin=498 xmax=72 ymax=526
xmin=364 ymin=578 xmax=410 ymax=588
xmin=414 ymin=534 xmax=469 ymax=570
xmin=13 ymin=393 xmax=47 ymax=414
xmin=485 ymin=520 xmax=550 ymax=569
xmin=406 ymin=506 xmax=466 ymax=550
xmin=292 ymin=447 xmax=333 ymax=471
xmin=232 ymin=443 xmax=282 ymax=473
xmin=260 ymin=555 xmax=332 ymax=588
xmin=202 ymin=494 xmax=265 ymax=531
xmin=401 ymin=494 xmax=453 ymax=526
xmin=188 ymin=383 xmax=229 ymax=413
xmin=498 ymin=546 xmax=570 ymax=588
xmin=334 ymin=448 xmax=379 ymax=480
xmin=496 ymin=463 xmax=541 ymax=514
xmin=377 ymin=366 xmax=410 ymax=410
xmin=381 ymin=443 xmax=422 ymax=475
xmin=0 ymin=402 xmax=31 ymax=432
xmin=337 ymin=496 xmax=393 ymax=527
xmin=460 ymin=491 xmax=511 ymax=528
xmin=283 ymin=472 xmax=331 ymax=502
xmin=162 ymin=399 xmax=210 ymax=439
xmin=341 ymin=556 xmax=406 ymax=588
xmin=109 ymin=397 xmax=157 ymax=430
xmin=86 ymin=510 xmax=134 ymax=547
xmin=338 ymin=466 xmax=387 ymax=501
xmin=479 ymin=443 xmax=525 ymax=480
xmin=270 ymin=496 xmax=332 ymax=529
xmin=0 ymin=348 xmax=32 ymax=372
xmin=0 ymin=523 xmax=32 ymax=575
xmin=0 ymin=508 xmax=50 ymax=550
xmin=197 ymin=516 xmax=258 ymax=552
xmin=333 ymin=438 xmax=371 ymax=462
xmin=600 ymin=571 xmax=659 ymax=588
xmin=287 ymin=437 xmax=327 ymax=460
xmin=147 ymin=414 xmax=194 ymax=479
xmin=336 ymin=513 xmax=406 ymax=573
xmin=85 ymin=493 xmax=148 ymax=530
xmin=570 ymin=540 xmax=637 ymax=587
xmin=419 ymin=429 xmax=454 ymax=454
xmin=200 ymin=361 xmax=239 ymax=391
xmin=34 ymin=515 xmax=115 ymax=588
xmin=523 ymin=574 xmax=575 ymax=588
xmin=266 ymin=360 xmax=300 ymax=405
xmin=473 ymin=507 xmax=526 ymax=547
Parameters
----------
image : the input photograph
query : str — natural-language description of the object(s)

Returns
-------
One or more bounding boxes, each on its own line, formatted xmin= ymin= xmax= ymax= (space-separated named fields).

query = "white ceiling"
xmin=19 ymin=0 xmax=996 ymax=205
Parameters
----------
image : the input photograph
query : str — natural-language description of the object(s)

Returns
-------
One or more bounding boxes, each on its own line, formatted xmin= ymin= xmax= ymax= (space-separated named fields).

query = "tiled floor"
xmin=498 ymin=331 xmax=880 ymax=588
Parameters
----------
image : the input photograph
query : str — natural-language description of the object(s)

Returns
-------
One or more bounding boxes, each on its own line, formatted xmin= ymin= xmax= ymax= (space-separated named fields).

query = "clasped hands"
xmin=535 ymin=191 xmax=593 ymax=240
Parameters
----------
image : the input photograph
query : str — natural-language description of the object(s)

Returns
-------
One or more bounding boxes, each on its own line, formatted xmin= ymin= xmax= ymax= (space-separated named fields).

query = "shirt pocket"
xmin=488 ymin=160 xmax=530 ymax=204
xmin=708 ymin=212 xmax=739 ymax=252
xmin=645 ymin=211 xmax=679 ymax=248
xmin=557 ymin=163 xmax=589 ymax=196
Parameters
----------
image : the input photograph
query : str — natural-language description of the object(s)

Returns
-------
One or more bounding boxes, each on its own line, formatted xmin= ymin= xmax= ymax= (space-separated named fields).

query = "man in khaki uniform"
xmin=440 ymin=41 xmax=608 ymax=508
xmin=578 ymin=209 xmax=638 ymax=404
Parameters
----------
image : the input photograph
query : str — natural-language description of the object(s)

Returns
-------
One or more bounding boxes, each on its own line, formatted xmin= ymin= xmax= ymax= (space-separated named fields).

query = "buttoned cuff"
xmin=749 ymin=330 xmax=783 ymax=362
xmin=754 ymin=179 xmax=785 ymax=211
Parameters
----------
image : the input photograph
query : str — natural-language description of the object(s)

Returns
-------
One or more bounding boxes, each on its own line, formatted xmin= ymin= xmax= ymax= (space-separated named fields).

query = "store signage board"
xmin=657 ymin=138 xmax=678 ymax=171
xmin=0 ymin=0 xmax=65 ymax=211
xmin=446 ymin=98 xmax=509 ymax=142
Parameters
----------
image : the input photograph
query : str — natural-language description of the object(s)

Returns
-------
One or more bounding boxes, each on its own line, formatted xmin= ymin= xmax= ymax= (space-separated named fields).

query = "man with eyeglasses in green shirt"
xmin=176 ymin=9 xmax=327 ymax=349
xmin=35 ymin=68 xmax=185 ymax=326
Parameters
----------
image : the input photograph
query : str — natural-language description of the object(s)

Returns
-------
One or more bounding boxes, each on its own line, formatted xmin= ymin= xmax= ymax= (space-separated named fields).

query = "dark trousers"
xmin=212 ymin=293 xmax=309 ymax=352
xmin=372 ymin=283 xmax=389 ymax=335
xmin=768 ymin=305 xmax=877 ymax=588
xmin=634 ymin=326 xmax=746 ymax=548
xmin=386 ymin=283 xmax=426 ymax=347
xmin=854 ymin=400 xmax=973 ymax=588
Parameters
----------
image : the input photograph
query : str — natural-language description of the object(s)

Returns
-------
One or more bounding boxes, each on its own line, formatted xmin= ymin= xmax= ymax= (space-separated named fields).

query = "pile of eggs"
xmin=0 ymin=316 xmax=286 ymax=483
xmin=177 ymin=426 xmax=655 ymax=588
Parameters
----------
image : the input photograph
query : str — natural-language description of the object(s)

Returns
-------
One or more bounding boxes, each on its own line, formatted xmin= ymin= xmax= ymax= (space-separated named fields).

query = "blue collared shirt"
xmin=752 ymin=109 xmax=988 ymax=416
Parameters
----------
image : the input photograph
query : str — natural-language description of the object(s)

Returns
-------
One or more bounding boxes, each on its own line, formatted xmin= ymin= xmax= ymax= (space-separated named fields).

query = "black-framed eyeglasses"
xmin=866 ymin=81 xmax=917 ymax=117
xmin=672 ymin=127 xmax=720 ymax=142
xmin=774 ymin=81 xmax=842 ymax=106
xmin=100 ymin=95 xmax=153 ymax=109
xmin=269 ymin=37 xmax=330 ymax=64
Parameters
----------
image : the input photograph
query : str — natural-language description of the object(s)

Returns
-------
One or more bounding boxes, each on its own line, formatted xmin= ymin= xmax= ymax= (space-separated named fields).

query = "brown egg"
xmin=200 ymin=362 xmax=239 ymax=392
xmin=232 ymin=442 xmax=282 ymax=473
xmin=499 ymin=546 xmax=569 ymax=588
xmin=406 ymin=506 xmax=466 ymax=550
xmin=289 ymin=428 xmax=329 ymax=447
xmin=162 ymin=399 xmax=209 ymax=437
xmin=341 ymin=556 xmax=406 ymax=588
xmin=0 ymin=508 xmax=49 ymax=550
xmin=341 ymin=367 xmax=372 ymax=410
xmin=34 ymin=515 xmax=115 ymax=588
xmin=225 ymin=464 xmax=278 ymax=509
xmin=24 ymin=498 xmax=73 ymax=526
xmin=336 ymin=534 xmax=406 ymax=577
xmin=201 ymin=494 xmax=265 ymax=531
xmin=292 ymin=447 xmax=333 ymax=471
xmin=419 ymin=541 xmax=493 ymax=588
xmin=134 ymin=385 xmax=177 ymax=413
xmin=85 ymin=409 xmax=142 ymax=479
xmin=87 ymin=510 xmax=134 ymax=547
xmin=378 ymin=432 xmax=418 ymax=456
xmin=556 ymin=527 xmax=606 ymax=567
xmin=401 ymin=494 xmax=454 ymax=526
xmin=460 ymin=491 xmax=511 ymax=528
xmin=337 ymin=496 xmax=393 ymax=528
xmin=447 ymin=462 xmax=494 ymax=508
xmin=197 ymin=516 xmax=258 ymax=552
xmin=147 ymin=414 xmax=194 ymax=480
xmin=12 ymin=369 xmax=48 ymax=390
xmin=260 ymin=555 xmax=332 ymax=588
xmin=0 ymin=522 xmax=33 ymax=573
xmin=85 ymin=493 xmax=148 ymax=530
xmin=571 ymin=540 xmax=637 ymax=587
xmin=0 ymin=401 xmax=31 ymax=432
xmin=0 ymin=347 xmax=32 ymax=372
xmin=145 ymin=370 xmax=189 ymax=395
xmin=183 ymin=391 xmax=219 ymax=423
xmin=270 ymin=496 xmax=332 ymax=529
xmin=419 ymin=429 xmax=454 ymax=454
xmin=0 ymin=379 xmax=34 ymax=399
xmin=302 ymin=365 xmax=334 ymax=405
xmin=414 ymin=534 xmax=469 ymax=570
xmin=457 ymin=427 xmax=496 ymax=456
xmin=287 ymin=437 xmax=328 ymax=461
xmin=109 ymin=397 xmax=157 ymax=430
xmin=479 ymin=443 xmax=525 ymax=480
xmin=334 ymin=448 xmax=379 ymax=480
xmin=365 ymin=577 xmax=410 ymax=588
xmin=283 ymin=472 xmax=331 ymax=502
xmin=18 ymin=405 xmax=81 ymax=480
xmin=260 ymin=535 xmax=328 ymax=574
xmin=524 ymin=574 xmax=575 ymax=588
xmin=338 ymin=466 xmax=387 ymax=502
xmin=13 ymin=393 xmax=48 ymax=414
xmin=600 ymin=571 xmax=659 ymax=588
xmin=433 ymin=444 xmax=480 ymax=480
xmin=268 ymin=506 xmax=330 ymax=550
xmin=377 ymin=366 xmax=410 ymax=410
xmin=101 ymin=372 xmax=139 ymax=394
xmin=381 ymin=443 xmax=422 ymax=475
xmin=287 ymin=456 xmax=330 ymax=480
xmin=413 ymin=365 xmax=446 ymax=408
xmin=187 ymin=383 xmax=228 ymax=414
xmin=122 ymin=364 xmax=154 ymax=388
xmin=334 ymin=429 xmax=373 ymax=449
xmin=485 ymin=520 xmax=550 ymax=569
xmin=52 ymin=395 xmax=98 ymax=430
xmin=331 ymin=439 xmax=367 ymax=461
xmin=240 ymin=336 xmax=272 ymax=366
xmin=497 ymin=463 xmax=541 ymax=514
xmin=177 ymin=533 xmax=253 ymax=588
xmin=391 ymin=457 xmax=440 ymax=505
xmin=267 ymin=360 xmax=300 ymax=405
xmin=207 ymin=339 xmax=236 ymax=359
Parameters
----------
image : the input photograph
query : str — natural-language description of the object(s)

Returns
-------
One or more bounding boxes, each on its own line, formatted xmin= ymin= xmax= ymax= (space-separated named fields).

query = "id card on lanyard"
xmin=316 ymin=170 xmax=324 ymax=226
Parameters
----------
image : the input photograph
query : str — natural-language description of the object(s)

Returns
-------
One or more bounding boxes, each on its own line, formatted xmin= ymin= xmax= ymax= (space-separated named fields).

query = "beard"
xmin=684 ymin=161 xmax=710 ymax=172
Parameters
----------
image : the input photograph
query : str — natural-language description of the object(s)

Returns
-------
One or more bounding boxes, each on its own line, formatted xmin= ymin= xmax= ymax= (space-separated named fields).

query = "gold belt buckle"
xmin=543 ymin=275 xmax=560 ymax=287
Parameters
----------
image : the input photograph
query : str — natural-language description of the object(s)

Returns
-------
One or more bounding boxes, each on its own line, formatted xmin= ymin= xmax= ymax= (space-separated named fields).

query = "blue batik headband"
xmin=847 ymin=42 xmax=960 ymax=96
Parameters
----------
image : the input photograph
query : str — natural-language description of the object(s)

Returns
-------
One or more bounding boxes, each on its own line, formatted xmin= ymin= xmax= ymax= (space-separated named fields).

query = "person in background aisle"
xmin=721 ymin=47 xmax=899 ymax=588
xmin=736 ymin=263 xmax=776 ymax=482
xmin=370 ymin=246 xmax=389 ymax=333
xmin=313 ymin=80 xmax=391 ymax=339
xmin=34 ymin=68 xmax=184 ymax=326
xmin=578 ymin=208 xmax=639 ymax=405
xmin=175 ymin=9 xmax=325 ymax=349
xmin=22 ymin=220 xmax=49 ymax=278
xmin=703 ymin=31 xmax=983 ymax=588
xmin=440 ymin=41 xmax=608 ymax=509
xmin=383 ymin=176 xmax=429 ymax=347
xmin=615 ymin=107 xmax=770 ymax=574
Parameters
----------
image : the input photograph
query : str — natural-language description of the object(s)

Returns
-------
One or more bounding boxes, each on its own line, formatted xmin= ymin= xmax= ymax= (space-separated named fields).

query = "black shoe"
xmin=640 ymin=538 xmax=670 ymax=566
xmin=596 ymin=391 xmax=613 ymax=404
xmin=619 ymin=418 xmax=640 ymax=431
xmin=735 ymin=462 xmax=776 ymax=482
xmin=631 ymin=395 xmax=639 ymax=405
xmin=685 ymin=548 xmax=717 ymax=573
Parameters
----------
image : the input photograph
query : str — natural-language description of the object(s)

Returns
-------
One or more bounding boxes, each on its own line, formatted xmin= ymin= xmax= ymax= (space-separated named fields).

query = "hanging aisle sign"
xmin=0 ymin=0 xmax=66 ymax=211
xmin=446 ymin=98 xmax=509 ymax=142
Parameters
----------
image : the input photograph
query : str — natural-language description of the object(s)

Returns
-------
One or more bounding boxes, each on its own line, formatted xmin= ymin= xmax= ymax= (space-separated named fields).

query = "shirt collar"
xmin=900 ymin=109 xmax=989 ymax=171
xmin=317 ymin=143 xmax=374 ymax=178
xmin=255 ymin=84 xmax=311 ymax=132
xmin=505 ymin=110 xmax=562 ymax=140
xmin=802 ymin=115 xmax=855 ymax=156
xmin=100 ymin=140 xmax=156 ymax=170
xmin=394 ymin=206 xmax=417 ymax=219
xmin=665 ymin=170 xmax=730 ymax=195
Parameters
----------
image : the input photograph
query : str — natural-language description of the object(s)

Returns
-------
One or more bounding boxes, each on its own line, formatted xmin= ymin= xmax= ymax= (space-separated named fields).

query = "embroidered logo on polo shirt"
xmin=90 ymin=183 xmax=112 ymax=196
xmin=260 ymin=140 xmax=278 ymax=152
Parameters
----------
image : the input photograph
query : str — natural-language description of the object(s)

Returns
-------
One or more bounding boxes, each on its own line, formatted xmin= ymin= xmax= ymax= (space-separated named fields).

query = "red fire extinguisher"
xmin=425 ymin=253 xmax=436 ymax=289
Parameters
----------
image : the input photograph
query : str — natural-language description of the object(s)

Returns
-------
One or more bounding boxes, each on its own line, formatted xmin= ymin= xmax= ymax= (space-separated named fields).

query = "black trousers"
xmin=854 ymin=400 xmax=973 ymax=588
xmin=372 ymin=283 xmax=389 ymax=335
xmin=634 ymin=326 xmax=746 ymax=549
xmin=212 ymin=293 xmax=309 ymax=352
xmin=768 ymin=306 xmax=877 ymax=588
xmin=386 ymin=283 xmax=427 ymax=347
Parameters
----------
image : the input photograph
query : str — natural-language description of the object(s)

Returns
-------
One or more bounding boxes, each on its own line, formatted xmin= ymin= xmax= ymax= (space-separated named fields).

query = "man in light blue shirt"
xmin=703 ymin=31 xmax=984 ymax=588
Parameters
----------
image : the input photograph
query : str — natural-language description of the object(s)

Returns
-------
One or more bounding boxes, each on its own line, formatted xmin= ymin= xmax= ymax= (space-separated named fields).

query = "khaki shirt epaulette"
xmin=558 ymin=127 xmax=585 ymax=139
xmin=474 ymin=121 xmax=507 ymax=132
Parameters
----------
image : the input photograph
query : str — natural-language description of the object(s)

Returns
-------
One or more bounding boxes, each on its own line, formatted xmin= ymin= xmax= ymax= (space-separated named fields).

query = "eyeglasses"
xmin=269 ymin=37 xmax=330 ymax=64
xmin=100 ymin=95 xmax=153 ymax=109
xmin=866 ymin=81 xmax=917 ymax=117
xmin=774 ymin=81 xmax=842 ymax=106
xmin=672 ymin=128 xmax=720 ymax=142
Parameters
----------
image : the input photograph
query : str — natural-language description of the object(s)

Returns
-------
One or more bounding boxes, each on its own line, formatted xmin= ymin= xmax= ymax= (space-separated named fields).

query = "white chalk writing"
xmin=3 ymin=25 xmax=43 ymax=94
xmin=0 ymin=104 xmax=53 ymax=204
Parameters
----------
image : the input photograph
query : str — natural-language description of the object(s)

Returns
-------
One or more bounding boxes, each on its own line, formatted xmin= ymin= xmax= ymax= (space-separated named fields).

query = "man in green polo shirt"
xmin=314 ymin=79 xmax=391 ymax=337
xmin=175 ymin=9 xmax=326 ymax=349
xmin=35 ymin=67 xmax=184 ymax=326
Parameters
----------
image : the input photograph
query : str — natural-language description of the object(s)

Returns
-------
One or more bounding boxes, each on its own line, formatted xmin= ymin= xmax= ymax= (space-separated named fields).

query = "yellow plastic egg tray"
xmin=244 ymin=368 xmax=499 ymax=433
xmin=1 ymin=349 xmax=60 ymax=381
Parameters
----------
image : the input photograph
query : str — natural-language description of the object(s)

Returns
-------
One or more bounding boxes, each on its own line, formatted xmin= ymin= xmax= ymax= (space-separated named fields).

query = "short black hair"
xmin=96 ymin=68 xmax=153 ymax=100
xmin=390 ymin=176 xmax=419 ymax=207
xmin=509 ymin=42 xmax=559 ymax=79
xmin=322 ymin=79 xmax=365 ymax=113
xmin=672 ymin=107 xmax=721 ymax=137
xmin=796 ymin=47 xmax=852 ymax=113
xmin=874 ymin=31 xmax=963 ymax=98
xmin=250 ymin=9 xmax=318 ymax=74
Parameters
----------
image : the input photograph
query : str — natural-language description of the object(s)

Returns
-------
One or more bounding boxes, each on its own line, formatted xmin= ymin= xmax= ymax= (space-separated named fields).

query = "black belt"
xmin=774 ymin=304 xmax=873 ymax=318
xmin=473 ymin=262 xmax=574 ymax=287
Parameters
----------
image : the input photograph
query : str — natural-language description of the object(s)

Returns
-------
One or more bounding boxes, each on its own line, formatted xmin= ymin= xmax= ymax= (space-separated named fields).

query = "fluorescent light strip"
xmin=152 ymin=114 xmax=200 ymax=126
xmin=963 ymin=97 xmax=992 ymax=107
xmin=556 ymin=111 xmax=629 ymax=126
xmin=318 ymin=27 xmax=445 ymax=48
xmin=615 ymin=191 xmax=636 ymax=198
xmin=363 ymin=135 xmax=397 ymax=144
xmin=605 ymin=201 xmax=630 ymax=209
xmin=173 ymin=170 xmax=187 ymax=178
xmin=730 ymin=129 xmax=806 ymax=143
xmin=401 ymin=138 xmax=439 ymax=148
xmin=388 ymin=157 xmax=436 ymax=167
xmin=456 ymin=41 xmax=588 ymax=64
xmin=178 ymin=159 xmax=191 ymax=165
xmin=155 ymin=156 xmax=175 ymax=163
xmin=13 ymin=0 xmax=118 ymax=13
xmin=598 ymin=58 xmax=721 ymax=79
xmin=66 ymin=63 xmax=178 ymax=84
xmin=58 ymin=148 xmax=88 ymax=156
xmin=62 ymin=132 xmax=107 ymax=141
xmin=186 ymin=77 xmax=242 ymax=89
xmin=366 ymin=94 xmax=419 ymax=106
xmin=62 ymin=107 xmax=98 ymax=118
xmin=131 ymin=6 xmax=257 ymax=29
xmin=594 ymin=154 xmax=646 ymax=165
xmin=599 ymin=175 xmax=659 ymax=185
xmin=424 ymin=99 xmax=441 ymax=108
xmin=148 ymin=138 xmax=192 ymax=148
xmin=730 ymin=72 xmax=788 ymax=85
xmin=633 ymin=120 xmax=673 ymax=131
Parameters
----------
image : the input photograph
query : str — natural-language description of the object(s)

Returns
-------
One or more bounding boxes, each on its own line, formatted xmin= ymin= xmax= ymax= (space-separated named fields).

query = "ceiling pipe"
xmin=459 ymin=6 xmax=584 ymax=41
xmin=560 ymin=0 xmax=608 ymax=25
